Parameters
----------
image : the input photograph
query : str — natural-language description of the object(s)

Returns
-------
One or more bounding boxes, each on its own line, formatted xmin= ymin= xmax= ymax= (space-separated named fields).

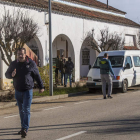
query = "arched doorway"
xmin=52 ymin=34 xmax=75 ymax=81
xmin=26 ymin=36 xmax=43 ymax=66
xmin=80 ymin=39 xmax=97 ymax=78
xmin=52 ymin=34 xmax=74 ymax=61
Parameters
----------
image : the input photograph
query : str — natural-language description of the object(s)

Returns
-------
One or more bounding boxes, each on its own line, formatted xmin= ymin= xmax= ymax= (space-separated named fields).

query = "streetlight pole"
xmin=49 ymin=0 xmax=53 ymax=96
xmin=107 ymin=0 xmax=108 ymax=9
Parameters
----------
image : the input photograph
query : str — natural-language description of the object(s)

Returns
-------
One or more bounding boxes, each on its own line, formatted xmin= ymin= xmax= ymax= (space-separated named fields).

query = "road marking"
xmin=44 ymin=106 xmax=64 ymax=111
xmin=4 ymin=114 xmax=18 ymax=119
xmin=56 ymin=131 xmax=86 ymax=140
xmin=74 ymin=101 xmax=90 ymax=105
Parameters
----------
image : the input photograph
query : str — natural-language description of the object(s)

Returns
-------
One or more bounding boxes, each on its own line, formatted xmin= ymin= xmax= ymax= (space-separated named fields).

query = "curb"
xmin=0 ymin=91 xmax=88 ymax=109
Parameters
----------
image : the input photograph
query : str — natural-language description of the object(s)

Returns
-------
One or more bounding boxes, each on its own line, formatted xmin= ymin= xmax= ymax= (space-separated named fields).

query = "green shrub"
xmin=38 ymin=64 xmax=49 ymax=90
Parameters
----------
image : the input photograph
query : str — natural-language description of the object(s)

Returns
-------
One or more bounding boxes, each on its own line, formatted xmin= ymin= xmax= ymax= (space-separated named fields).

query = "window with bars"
xmin=82 ymin=48 xmax=90 ymax=65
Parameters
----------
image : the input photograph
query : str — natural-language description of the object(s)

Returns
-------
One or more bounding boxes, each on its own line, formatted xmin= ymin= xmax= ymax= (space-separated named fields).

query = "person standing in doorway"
xmin=65 ymin=57 xmax=74 ymax=87
xmin=5 ymin=48 xmax=44 ymax=138
xmin=99 ymin=53 xmax=115 ymax=99
xmin=55 ymin=55 xmax=60 ymax=86
xmin=59 ymin=55 xmax=66 ymax=86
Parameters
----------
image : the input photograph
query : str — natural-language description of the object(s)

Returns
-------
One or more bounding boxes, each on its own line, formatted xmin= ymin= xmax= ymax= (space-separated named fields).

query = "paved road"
xmin=0 ymin=88 xmax=140 ymax=140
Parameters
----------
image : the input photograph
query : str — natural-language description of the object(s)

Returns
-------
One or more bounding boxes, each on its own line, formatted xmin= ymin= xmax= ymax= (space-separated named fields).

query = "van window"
xmin=133 ymin=56 xmax=140 ymax=67
xmin=124 ymin=56 xmax=133 ymax=68
xmin=93 ymin=56 xmax=124 ymax=68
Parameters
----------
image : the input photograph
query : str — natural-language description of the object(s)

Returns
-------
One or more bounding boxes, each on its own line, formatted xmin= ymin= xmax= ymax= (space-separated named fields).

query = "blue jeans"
xmin=65 ymin=74 xmax=72 ymax=87
xmin=61 ymin=73 xmax=65 ymax=85
xmin=15 ymin=89 xmax=33 ymax=131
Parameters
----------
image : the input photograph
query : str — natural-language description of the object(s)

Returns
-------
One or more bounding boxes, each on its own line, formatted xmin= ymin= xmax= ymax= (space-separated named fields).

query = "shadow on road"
xmin=1 ymin=116 xmax=140 ymax=137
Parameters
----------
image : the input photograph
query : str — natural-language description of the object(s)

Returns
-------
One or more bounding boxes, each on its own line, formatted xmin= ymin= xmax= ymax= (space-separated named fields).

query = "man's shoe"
xmin=21 ymin=129 xmax=27 ymax=138
xmin=107 ymin=96 xmax=113 ymax=99
xmin=18 ymin=129 xmax=22 ymax=135
xmin=64 ymin=85 xmax=67 ymax=87
xmin=103 ymin=96 xmax=106 ymax=99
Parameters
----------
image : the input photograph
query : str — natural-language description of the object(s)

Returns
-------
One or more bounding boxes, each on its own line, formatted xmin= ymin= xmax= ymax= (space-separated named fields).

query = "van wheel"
xmin=121 ymin=80 xmax=128 ymax=93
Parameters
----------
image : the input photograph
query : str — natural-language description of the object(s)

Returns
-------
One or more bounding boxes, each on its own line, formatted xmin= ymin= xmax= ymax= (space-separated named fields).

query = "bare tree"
xmin=83 ymin=27 xmax=125 ymax=53
xmin=0 ymin=8 xmax=39 ymax=66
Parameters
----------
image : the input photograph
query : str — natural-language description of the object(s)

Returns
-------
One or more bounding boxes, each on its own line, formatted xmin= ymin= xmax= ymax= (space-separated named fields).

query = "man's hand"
xmin=12 ymin=69 xmax=16 ymax=77
xmin=39 ymin=89 xmax=44 ymax=93
xmin=114 ymin=75 xmax=116 ymax=80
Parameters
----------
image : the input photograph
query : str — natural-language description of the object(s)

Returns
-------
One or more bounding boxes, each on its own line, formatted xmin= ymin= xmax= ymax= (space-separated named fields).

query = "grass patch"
xmin=33 ymin=86 xmax=88 ymax=97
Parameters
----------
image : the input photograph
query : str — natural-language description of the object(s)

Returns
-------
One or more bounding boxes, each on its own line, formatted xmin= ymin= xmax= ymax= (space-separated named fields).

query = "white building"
xmin=0 ymin=0 xmax=140 ymax=89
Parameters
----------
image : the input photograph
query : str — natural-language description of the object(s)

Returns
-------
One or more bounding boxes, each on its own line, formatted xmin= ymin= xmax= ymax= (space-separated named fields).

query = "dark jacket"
xmin=65 ymin=60 xmax=74 ymax=74
xmin=5 ymin=57 xmax=44 ymax=92
xmin=99 ymin=58 xmax=114 ymax=75
xmin=56 ymin=57 xmax=60 ymax=69
xmin=59 ymin=58 xmax=66 ymax=73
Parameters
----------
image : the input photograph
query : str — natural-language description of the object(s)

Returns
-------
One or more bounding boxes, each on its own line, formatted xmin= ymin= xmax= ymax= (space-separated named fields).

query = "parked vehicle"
xmin=87 ymin=50 xmax=140 ymax=93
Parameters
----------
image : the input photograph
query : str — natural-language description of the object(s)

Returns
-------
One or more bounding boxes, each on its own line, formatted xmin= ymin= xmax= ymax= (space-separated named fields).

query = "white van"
xmin=86 ymin=50 xmax=140 ymax=93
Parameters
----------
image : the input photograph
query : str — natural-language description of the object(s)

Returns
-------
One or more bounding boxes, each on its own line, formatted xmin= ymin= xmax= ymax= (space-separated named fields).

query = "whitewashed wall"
xmin=0 ymin=3 xmax=139 ymax=88
xmin=51 ymin=13 xmax=140 ymax=79
xmin=0 ymin=4 xmax=47 ymax=89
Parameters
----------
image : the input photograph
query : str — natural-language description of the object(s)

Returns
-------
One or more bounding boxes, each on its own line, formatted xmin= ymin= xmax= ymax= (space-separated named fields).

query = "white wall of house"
xmin=0 ymin=4 xmax=48 ymax=89
xmin=0 ymin=3 xmax=139 ymax=89
xmin=50 ymin=13 xmax=140 ymax=79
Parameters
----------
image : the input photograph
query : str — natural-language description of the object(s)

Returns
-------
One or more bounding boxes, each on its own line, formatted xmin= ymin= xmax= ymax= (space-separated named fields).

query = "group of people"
xmin=4 ymin=47 xmax=113 ymax=138
xmin=5 ymin=49 xmax=74 ymax=138
xmin=55 ymin=55 xmax=74 ymax=87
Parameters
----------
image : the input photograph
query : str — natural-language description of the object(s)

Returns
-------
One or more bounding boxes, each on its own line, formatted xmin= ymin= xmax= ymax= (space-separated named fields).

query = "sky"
xmin=98 ymin=0 xmax=140 ymax=24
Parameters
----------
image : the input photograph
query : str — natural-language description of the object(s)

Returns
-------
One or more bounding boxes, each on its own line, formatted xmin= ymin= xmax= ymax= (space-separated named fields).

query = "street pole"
xmin=49 ymin=0 xmax=53 ymax=96
xmin=107 ymin=0 xmax=108 ymax=9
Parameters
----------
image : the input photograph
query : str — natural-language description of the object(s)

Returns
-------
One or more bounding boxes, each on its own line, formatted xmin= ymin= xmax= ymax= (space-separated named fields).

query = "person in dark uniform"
xmin=55 ymin=55 xmax=60 ymax=85
xmin=59 ymin=55 xmax=66 ymax=86
xmin=100 ymin=53 xmax=116 ymax=99
xmin=64 ymin=57 xmax=74 ymax=87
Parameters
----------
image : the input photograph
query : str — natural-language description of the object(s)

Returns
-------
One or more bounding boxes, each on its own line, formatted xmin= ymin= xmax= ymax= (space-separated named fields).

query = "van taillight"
xmin=116 ymin=76 xmax=120 ymax=80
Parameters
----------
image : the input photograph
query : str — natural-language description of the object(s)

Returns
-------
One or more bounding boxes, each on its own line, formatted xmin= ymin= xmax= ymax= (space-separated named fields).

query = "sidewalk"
xmin=0 ymin=91 xmax=88 ymax=109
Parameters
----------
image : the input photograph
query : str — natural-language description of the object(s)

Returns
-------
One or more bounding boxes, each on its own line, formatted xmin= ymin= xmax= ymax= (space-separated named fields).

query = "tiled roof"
xmin=51 ymin=3 xmax=140 ymax=28
xmin=0 ymin=0 xmax=140 ymax=28
xmin=1 ymin=0 xmax=47 ymax=8
xmin=64 ymin=0 xmax=126 ymax=14
xmin=124 ymin=46 xmax=139 ymax=50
